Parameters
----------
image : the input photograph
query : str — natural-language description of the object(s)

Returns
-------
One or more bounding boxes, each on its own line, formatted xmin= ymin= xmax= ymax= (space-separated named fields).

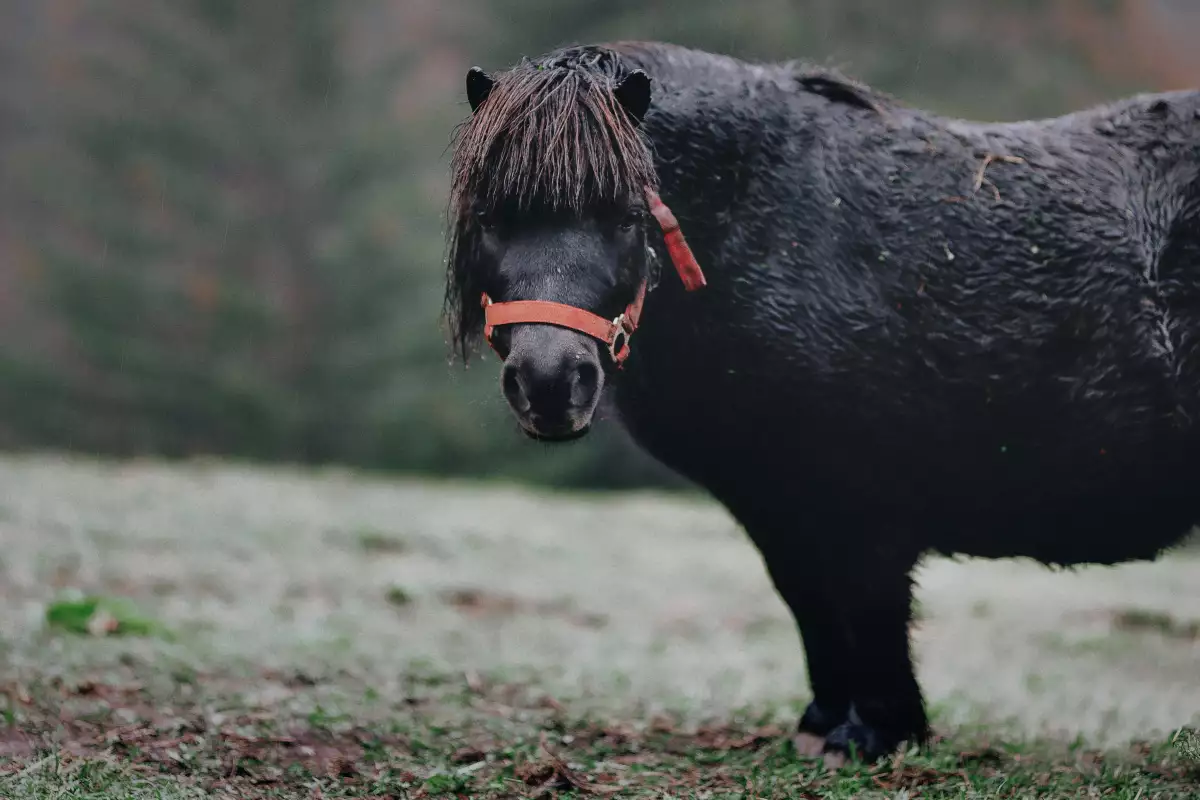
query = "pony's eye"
xmin=476 ymin=209 xmax=496 ymax=230
xmin=619 ymin=210 xmax=644 ymax=230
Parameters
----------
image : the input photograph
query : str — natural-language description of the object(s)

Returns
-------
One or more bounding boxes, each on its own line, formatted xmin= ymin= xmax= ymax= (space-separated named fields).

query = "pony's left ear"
xmin=614 ymin=69 xmax=652 ymax=125
xmin=466 ymin=66 xmax=494 ymax=113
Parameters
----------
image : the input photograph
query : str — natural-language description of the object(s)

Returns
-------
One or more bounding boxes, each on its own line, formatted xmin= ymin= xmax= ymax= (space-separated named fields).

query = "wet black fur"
xmin=445 ymin=41 xmax=1200 ymax=762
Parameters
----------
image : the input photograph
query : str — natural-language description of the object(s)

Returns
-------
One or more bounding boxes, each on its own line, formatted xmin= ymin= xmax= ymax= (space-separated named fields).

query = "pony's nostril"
xmin=502 ymin=363 xmax=531 ymax=413
xmin=572 ymin=360 xmax=600 ymax=405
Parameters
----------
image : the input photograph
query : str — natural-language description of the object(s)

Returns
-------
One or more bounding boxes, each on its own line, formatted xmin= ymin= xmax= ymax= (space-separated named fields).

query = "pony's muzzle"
xmin=500 ymin=325 xmax=603 ymax=441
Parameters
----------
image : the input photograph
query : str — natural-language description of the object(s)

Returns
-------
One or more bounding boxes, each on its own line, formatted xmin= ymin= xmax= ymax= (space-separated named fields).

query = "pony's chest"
xmin=614 ymin=323 xmax=791 ymax=445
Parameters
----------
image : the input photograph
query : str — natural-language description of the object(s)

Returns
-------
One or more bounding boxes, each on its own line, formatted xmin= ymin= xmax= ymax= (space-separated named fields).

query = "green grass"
xmin=2 ymin=667 xmax=1197 ymax=798
xmin=1 ymin=453 xmax=1199 ymax=797
xmin=44 ymin=595 xmax=171 ymax=639
xmin=3 ymin=652 xmax=1198 ymax=799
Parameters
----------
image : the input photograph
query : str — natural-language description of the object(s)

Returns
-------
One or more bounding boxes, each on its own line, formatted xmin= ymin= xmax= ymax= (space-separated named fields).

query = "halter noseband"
xmin=481 ymin=186 xmax=706 ymax=367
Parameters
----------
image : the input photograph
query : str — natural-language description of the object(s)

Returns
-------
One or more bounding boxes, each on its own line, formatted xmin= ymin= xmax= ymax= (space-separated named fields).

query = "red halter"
xmin=481 ymin=186 xmax=706 ymax=366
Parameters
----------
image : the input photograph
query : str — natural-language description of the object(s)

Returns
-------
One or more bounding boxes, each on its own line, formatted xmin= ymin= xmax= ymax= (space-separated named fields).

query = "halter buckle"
xmin=608 ymin=314 xmax=632 ymax=364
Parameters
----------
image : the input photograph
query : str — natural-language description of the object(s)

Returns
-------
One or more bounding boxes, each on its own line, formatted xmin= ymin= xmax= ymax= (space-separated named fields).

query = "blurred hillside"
xmin=0 ymin=0 xmax=1196 ymax=490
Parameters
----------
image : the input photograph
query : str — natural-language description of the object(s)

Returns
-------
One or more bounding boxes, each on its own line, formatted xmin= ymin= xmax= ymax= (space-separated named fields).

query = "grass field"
xmin=1 ymin=453 xmax=1198 ymax=798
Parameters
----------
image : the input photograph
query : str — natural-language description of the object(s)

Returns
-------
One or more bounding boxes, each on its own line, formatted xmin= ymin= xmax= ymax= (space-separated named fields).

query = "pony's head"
xmin=444 ymin=46 xmax=703 ymax=441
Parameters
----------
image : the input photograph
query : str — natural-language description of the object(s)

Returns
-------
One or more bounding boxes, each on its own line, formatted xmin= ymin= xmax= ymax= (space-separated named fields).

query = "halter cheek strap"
xmin=480 ymin=185 xmax=705 ymax=367
xmin=644 ymin=185 xmax=705 ymax=292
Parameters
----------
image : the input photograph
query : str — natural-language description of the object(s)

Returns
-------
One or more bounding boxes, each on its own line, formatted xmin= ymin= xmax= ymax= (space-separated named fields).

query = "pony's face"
xmin=445 ymin=52 xmax=656 ymax=442
xmin=474 ymin=195 xmax=650 ymax=441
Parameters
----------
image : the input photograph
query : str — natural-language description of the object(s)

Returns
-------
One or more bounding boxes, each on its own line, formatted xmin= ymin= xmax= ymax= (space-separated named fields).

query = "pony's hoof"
xmin=792 ymin=731 xmax=826 ymax=757
xmin=821 ymin=749 xmax=848 ymax=771
xmin=823 ymin=720 xmax=900 ymax=765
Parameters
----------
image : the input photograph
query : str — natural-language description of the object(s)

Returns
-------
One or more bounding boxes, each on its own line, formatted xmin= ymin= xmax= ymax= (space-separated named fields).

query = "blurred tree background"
xmin=0 ymin=0 xmax=1196 ymax=491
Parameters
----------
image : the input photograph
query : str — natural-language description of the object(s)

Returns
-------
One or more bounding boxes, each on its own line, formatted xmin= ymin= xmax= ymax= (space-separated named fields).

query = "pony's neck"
xmin=604 ymin=43 xmax=815 ymax=278
xmin=638 ymin=88 xmax=780 ymax=281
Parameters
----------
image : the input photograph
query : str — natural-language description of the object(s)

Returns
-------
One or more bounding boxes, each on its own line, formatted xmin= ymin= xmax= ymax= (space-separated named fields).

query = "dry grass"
xmin=1 ymin=453 xmax=1198 ymax=797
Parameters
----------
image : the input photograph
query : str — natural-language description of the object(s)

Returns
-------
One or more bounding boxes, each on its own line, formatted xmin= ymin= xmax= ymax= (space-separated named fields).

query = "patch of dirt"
xmin=1111 ymin=608 xmax=1200 ymax=640
xmin=3 ymin=706 xmax=407 ymax=790
xmin=0 ymin=728 xmax=38 ymax=760
xmin=515 ymin=731 xmax=623 ymax=796
xmin=441 ymin=587 xmax=608 ymax=628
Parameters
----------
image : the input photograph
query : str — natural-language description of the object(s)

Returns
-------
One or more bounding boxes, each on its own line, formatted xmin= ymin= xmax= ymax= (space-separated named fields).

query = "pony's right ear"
xmin=466 ymin=67 xmax=494 ymax=113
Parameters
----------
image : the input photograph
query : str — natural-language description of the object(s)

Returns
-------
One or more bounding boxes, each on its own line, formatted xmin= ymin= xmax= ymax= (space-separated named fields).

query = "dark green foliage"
xmin=0 ymin=0 xmax=1172 ymax=490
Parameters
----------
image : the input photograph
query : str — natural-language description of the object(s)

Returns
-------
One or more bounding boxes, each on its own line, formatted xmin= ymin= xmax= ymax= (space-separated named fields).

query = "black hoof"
xmin=822 ymin=718 xmax=912 ymax=765
xmin=797 ymin=700 xmax=847 ymax=737
xmin=793 ymin=700 xmax=849 ymax=758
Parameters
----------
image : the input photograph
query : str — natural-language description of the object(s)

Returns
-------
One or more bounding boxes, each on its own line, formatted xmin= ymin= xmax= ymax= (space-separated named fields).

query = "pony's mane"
xmin=443 ymin=46 xmax=657 ymax=360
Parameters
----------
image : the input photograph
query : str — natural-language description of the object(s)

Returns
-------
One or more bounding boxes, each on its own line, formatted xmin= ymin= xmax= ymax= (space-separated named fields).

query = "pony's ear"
xmin=466 ymin=66 xmax=494 ymax=113
xmin=613 ymin=69 xmax=652 ymax=125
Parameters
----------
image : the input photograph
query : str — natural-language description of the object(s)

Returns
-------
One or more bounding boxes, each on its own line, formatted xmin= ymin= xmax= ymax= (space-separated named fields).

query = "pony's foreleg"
xmin=818 ymin=547 xmax=930 ymax=766
xmin=756 ymin=540 xmax=853 ymax=754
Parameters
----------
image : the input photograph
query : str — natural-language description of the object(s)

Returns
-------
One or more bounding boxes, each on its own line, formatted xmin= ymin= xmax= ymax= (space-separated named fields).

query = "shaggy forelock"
xmin=449 ymin=53 xmax=656 ymax=214
xmin=443 ymin=48 xmax=658 ymax=360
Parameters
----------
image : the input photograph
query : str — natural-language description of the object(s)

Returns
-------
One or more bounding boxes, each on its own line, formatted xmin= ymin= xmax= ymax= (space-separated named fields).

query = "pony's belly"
xmin=617 ymin=351 xmax=1200 ymax=565
xmin=619 ymin=369 xmax=1199 ymax=507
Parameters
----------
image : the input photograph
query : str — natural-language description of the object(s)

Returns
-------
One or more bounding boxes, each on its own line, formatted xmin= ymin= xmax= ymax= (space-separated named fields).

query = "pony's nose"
xmin=501 ymin=346 xmax=600 ymax=422
xmin=501 ymin=360 xmax=533 ymax=414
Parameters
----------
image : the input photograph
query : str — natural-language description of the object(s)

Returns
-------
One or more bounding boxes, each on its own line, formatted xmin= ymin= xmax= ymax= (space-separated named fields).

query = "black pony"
xmin=443 ymin=41 xmax=1200 ymax=763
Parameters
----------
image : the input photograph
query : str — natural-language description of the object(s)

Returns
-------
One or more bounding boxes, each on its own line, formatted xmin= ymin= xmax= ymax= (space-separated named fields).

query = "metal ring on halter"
xmin=644 ymin=244 xmax=662 ymax=292
xmin=608 ymin=314 xmax=630 ymax=362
